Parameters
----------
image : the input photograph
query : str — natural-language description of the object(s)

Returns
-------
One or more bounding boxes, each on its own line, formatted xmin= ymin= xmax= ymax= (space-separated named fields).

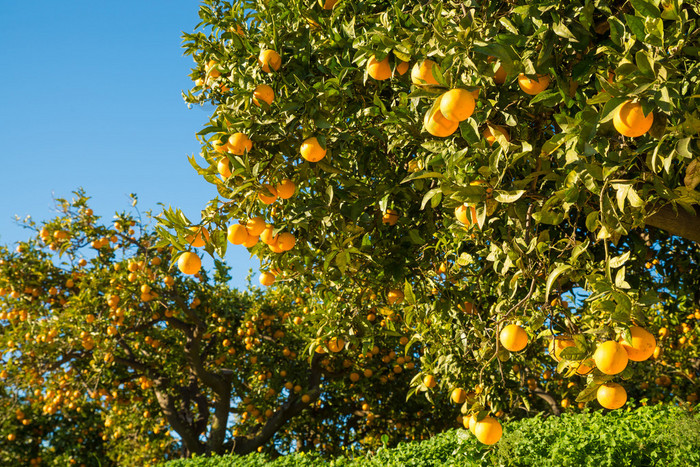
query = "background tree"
xmin=169 ymin=0 xmax=700 ymax=444
xmin=0 ymin=191 xmax=465 ymax=464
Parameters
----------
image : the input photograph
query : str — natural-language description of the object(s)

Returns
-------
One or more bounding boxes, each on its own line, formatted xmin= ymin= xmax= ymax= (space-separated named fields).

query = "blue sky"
xmin=0 ymin=0 xmax=258 ymax=289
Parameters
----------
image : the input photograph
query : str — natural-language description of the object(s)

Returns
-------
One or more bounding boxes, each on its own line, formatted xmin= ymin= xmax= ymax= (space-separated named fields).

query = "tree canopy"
xmin=166 ymin=0 xmax=700 ymax=447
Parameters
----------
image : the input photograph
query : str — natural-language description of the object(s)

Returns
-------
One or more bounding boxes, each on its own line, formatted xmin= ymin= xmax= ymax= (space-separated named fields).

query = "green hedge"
xmin=164 ymin=405 xmax=700 ymax=467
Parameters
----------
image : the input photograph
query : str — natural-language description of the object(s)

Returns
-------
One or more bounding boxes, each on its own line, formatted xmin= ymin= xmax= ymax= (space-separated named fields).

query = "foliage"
xmin=0 ymin=191 xmax=461 ymax=463
xmin=163 ymin=404 xmax=700 ymax=466
xmin=167 ymin=0 xmax=700 ymax=453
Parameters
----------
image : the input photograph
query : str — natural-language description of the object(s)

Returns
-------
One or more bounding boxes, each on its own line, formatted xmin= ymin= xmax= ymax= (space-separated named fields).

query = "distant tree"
xmin=0 ymin=191 xmax=462 ymax=464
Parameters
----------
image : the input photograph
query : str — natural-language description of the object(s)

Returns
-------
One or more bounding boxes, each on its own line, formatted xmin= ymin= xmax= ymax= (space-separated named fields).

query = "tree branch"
xmin=645 ymin=204 xmax=700 ymax=244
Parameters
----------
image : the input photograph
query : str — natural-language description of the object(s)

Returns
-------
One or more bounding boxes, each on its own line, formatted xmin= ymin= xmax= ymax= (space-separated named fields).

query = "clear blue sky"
xmin=0 ymin=0 xmax=257 ymax=288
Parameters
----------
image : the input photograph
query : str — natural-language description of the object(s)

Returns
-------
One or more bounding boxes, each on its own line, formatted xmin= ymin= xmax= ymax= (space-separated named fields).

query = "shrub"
xmin=164 ymin=405 xmax=700 ymax=467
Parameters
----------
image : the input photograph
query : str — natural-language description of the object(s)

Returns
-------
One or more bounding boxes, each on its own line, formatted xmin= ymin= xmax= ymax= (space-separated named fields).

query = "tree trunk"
xmin=645 ymin=204 xmax=700 ymax=244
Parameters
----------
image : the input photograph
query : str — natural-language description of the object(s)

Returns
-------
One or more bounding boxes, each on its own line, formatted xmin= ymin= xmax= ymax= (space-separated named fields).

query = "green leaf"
xmin=494 ymin=190 xmax=525 ymax=203
xmin=421 ymin=187 xmax=442 ymax=210
xmin=630 ymin=0 xmax=661 ymax=18
xmin=545 ymin=264 xmax=572 ymax=303
xmin=575 ymin=384 xmax=600 ymax=403
xmin=624 ymin=14 xmax=646 ymax=40
xmin=609 ymin=251 xmax=630 ymax=269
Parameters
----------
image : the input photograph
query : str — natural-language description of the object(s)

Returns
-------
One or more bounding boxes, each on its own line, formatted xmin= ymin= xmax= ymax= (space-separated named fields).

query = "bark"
xmin=225 ymin=353 xmax=325 ymax=455
xmin=530 ymin=387 xmax=562 ymax=416
xmin=645 ymin=204 xmax=700 ymax=244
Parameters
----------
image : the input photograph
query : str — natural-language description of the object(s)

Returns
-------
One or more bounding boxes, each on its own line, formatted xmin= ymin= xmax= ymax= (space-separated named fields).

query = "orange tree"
xmin=168 ymin=0 xmax=700 ymax=446
xmin=0 ymin=191 xmax=463 ymax=463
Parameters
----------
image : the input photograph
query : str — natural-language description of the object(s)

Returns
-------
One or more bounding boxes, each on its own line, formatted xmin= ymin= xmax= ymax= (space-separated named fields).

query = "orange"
xmin=411 ymin=60 xmax=440 ymax=86
xmin=276 ymin=179 xmax=296 ymax=199
xmin=258 ymin=184 xmax=278 ymax=204
xmin=597 ymin=382 xmax=627 ymax=409
xmin=259 ymin=272 xmax=276 ymax=286
xmin=258 ymin=49 xmax=281 ymax=73
xmin=253 ymin=84 xmax=274 ymax=106
xmin=217 ymin=158 xmax=232 ymax=178
xmin=423 ymin=375 xmax=437 ymax=389
xmin=227 ymin=224 xmax=248 ymax=245
xmin=518 ymin=73 xmax=550 ymax=95
xmin=212 ymin=139 xmax=228 ymax=153
xmin=186 ymin=226 xmax=209 ymax=248
xmin=593 ymin=341 xmax=629 ymax=375
xmin=328 ymin=337 xmax=345 ymax=352
xmin=465 ymin=413 xmax=478 ymax=434
xmin=178 ymin=252 xmax=201 ymax=275
xmin=620 ymin=326 xmax=656 ymax=361
xmin=242 ymin=234 xmax=259 ymax=248
xmin=425 ymin=97 xmax=459 ymax=137
xmin=494 ymin=65 xmax=506 ymax=84
xmin=300 ymin=136 xmax=327 ymax=162
xmin=387 ymin=289 xmax=404 ymax=305
xmin=228 ymin=133 xmax=252 ymax=155
xmin=455 ymin=203 xmax=477 ymax=226
xmin=382 ymin=209 xmax=399 ymax=226
xmin=395 ymin=60 xmax=409 ymax=76
xmin=367 ymin=55 xmax=391 ymax=80
xmin=440 ymin=89 xmax=475 ymax=122
xmin=500 ymin=324 xmax=528 ymax=352
xmin=207 ymin=59 xmax=221 ymax=79
xmin=277 ymin=232 xmax=296 ymax=251
xmin=246 ymin=217 xmax=266 ymax=237
xmin=613 ymin=100 xmax=654 ymax=137
xmin=474 ymin=416 xmax=502 ymax=445
xmin=322 ymin=0 xmax=338 ymax=9
xmin=451 ymin=387 xmax=467 ymax=404
xmin=269 ymin=241 xmax=284 ymax=253
xmin=260 ymin=225 xmax=279 ymax=246
xmin=483 ymin=125 xmax=510 ymax=146
xmin=548 ymin=336 xmax=594 ymax=375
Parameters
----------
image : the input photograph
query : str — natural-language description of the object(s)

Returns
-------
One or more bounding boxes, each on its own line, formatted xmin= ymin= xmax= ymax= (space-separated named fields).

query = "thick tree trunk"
xmin=645 ymin=204 xmax=700 ymax=244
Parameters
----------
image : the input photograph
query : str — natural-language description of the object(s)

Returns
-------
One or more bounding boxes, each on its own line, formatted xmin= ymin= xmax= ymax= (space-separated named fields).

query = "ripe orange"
xmin=483 ymin=125 xmax=510 ymax=146
xmin=423 ymin=375 xmax=437 ymax=389
xmin=455 ymin=203 xmax=477 ymax=226
xmin=328 ymin=337 xmax=345 ymax=353
xmin=465 ymin=413 xmax=478 ymax=434
xmin=276 ymin=232 xmax=296 ymax=251
xmin=260 ymin=225 xmax=279 ymax=246
xmin=597 ymin=382 xmax=627 ymax=409
xmin=548 ymin=336 xmax=594 ymax=375
xmin=620 ymin=326 xmax=656 ymax=362
xmin=395 ymin=60 xmax=409 ymax=76
xmin=228 ymin=133 xmax=252 ymax=155
xmin=411 ymin=60 xmax=440 ymax=86
xmin=518 ymin=73 xmax=550 ymax=95
xmin=425 ymin=98 xmax=459 ymax=137
xmin=387 ymin=289 xmax=404 ymax=305
xmin=500 ymin=324 xmax=528 ymax=352
xmin=382 ymin=209 xmax=399 ymax=226
xmin=494 ymin=65 xmax=506 ymax=84
xmin=253 ymin=84 xmax=274 ymax=106
xmin=186 ymin=226 xmax=209 ymax=248
xmin=613 ymin=100 xmax=654 ymax=137
xmin=178 ymin=252 xmax=201 ymax=275
xmin=246 ymin=217 xmax=266 ymax=237
xmin=242 ymin=234 xmax=259 ymax=248
xmin=300 ymin=137 xmax=327 ymax=162
xmin=593 ymin=341 xmax=629 ymax=375
xmin=474 ymin=416 xmax=502 ymax=445
xmin=217 ymin=158 xmax=232 ymax=178
xmin=322 ymin=0 xmax=338 ymax=9
xmin=259 ymin=272 xmax=276 ymax=286
xmin=276 ymin=179 xmax=296 ymax=199
xmin=440 ymin=89 xmax=475 ymax=122
xmin=367 ymin=55 xmax=391 ymax=80
xmin=258 ymin=49 xmax=281 ymax=73
xmin=451 ymin=387 xmax=467 ymax=404
xmin=258 ymin=184 xmax=278 ymax=205
xmin=227 ymin=224 xmax=248 ymax=245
